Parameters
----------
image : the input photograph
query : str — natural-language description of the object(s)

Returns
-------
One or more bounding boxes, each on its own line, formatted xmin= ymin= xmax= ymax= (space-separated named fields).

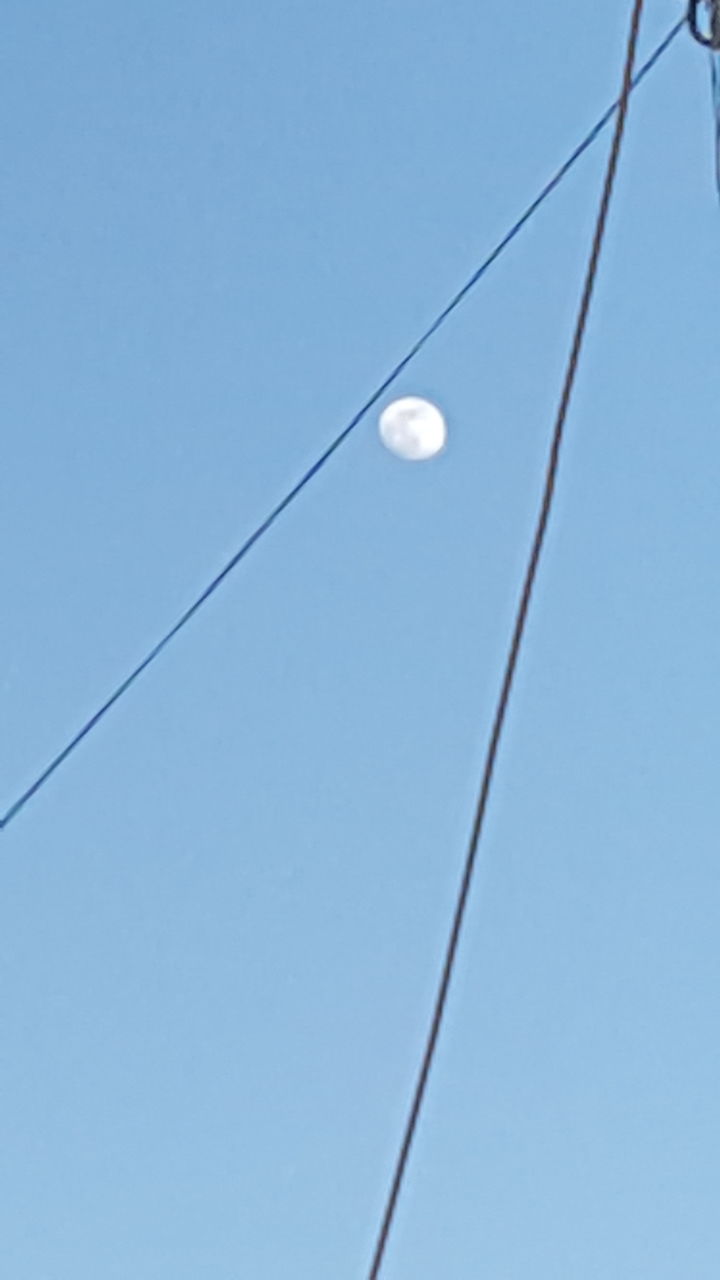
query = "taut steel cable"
xmin=0 ymin=17 xmax=683 ymax=831
xmin=365 ymin=1 xmax=649 ymax=1274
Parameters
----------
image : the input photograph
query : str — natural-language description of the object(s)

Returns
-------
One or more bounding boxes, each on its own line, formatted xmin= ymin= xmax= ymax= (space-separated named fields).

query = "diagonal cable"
xmin=0 ymin=15 xmax=683 ymax=831
xmin=365 ymin=0 xmax=649 ymax=1275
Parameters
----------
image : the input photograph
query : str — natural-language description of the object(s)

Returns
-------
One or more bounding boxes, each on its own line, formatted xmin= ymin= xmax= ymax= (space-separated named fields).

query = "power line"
xmin=0 ymin=15 xmax=683 ymax=832
xmin=688 ymin=0 xmax=720 ymax=196
xmin=710 ymin=52 xmax=720 ymax=198
xmin=364 ymin=0 xmax=649 ymax=1275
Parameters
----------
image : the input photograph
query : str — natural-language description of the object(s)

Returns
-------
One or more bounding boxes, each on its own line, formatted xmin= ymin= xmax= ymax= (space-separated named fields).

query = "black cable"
xmin=688 ymin=1 xmax=720 ymax=202
xmin=365 ymin=1 xmax=649 ymax=1275
xmin=709 ymin=51 xmax=720 ymax=199
xmin=0 ymin=15 xmax=683 ymax=832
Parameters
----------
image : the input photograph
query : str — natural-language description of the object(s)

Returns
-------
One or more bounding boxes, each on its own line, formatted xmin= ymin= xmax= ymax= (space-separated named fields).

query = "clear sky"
xmin=2 ymin=2 xmax=720 ymax=1276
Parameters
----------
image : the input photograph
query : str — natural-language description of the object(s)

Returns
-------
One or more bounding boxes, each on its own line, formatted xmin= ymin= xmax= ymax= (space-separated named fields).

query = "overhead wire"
xmin=707 ymin=54 xmax=717 ymax=197
xmin=710 ymin=50 xmax=720 ymax=197
xmin=687 ymin=2 xmax=720 ymax=197
xmin=0 ymin=15 xmax=684 ymax=832
xmin=364 ymin=0 xmax=649 ymax=1275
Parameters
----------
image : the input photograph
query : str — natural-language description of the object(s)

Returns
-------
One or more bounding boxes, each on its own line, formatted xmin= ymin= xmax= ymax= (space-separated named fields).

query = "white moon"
xmin=378 ymin=397 xmax=447 ymax=461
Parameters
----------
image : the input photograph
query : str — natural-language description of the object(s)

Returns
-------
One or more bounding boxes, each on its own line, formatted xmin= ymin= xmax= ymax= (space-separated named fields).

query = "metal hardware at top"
xmin=689 ymin=0 xmax=720 ymax=49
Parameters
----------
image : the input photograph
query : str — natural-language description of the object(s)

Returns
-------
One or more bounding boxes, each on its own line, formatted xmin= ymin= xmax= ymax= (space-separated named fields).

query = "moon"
xmin=378 ymin=397 xmax=447 ymax=461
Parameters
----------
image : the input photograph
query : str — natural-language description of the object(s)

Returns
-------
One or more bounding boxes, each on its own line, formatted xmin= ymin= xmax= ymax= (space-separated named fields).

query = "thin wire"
xmin=365 ymin=1 xmax=648 ymax=1275
xmin=710 ymin=51 xmax=720 ymax=198
xmin=0 ymin=15 xmax=682 ymax=832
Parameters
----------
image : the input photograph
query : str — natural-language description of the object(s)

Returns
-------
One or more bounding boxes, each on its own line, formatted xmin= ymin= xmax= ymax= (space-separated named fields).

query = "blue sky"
xmin=2 ymin=1 xmax=720 ymax=1276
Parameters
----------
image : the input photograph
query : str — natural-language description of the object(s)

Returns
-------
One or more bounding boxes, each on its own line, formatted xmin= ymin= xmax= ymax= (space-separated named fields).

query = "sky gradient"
xmin=2 ymin=2 xmax=720 ymax=1276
